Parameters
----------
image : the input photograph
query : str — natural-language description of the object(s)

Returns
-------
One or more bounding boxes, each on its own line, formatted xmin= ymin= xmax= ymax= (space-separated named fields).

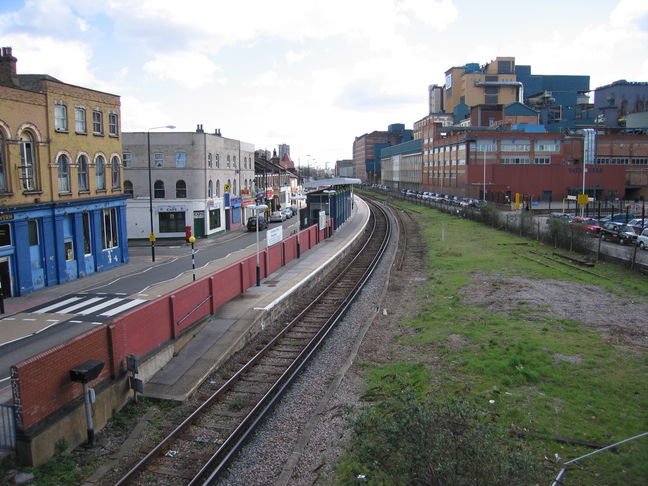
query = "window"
xmin=95 ymin=155 xmax=106 ymax=190
xmin=20 ymin=131 xmax=38 ymax=191
xmin=154 ymin=180 xmax=165 ymax=198
xmin=75 ymin=106 xmax=86 ymax=133
xmin=0 ymin=223 xmax=10 ymax=246
xmin=159 ymin=211 xmax=185 ymax=233
xmin=501 ymin=142 xmax=530 ymax=152
xmin=215 ymin=153 xmax=220 ymax=167
xmin=502 ymin=156 xmax=529 ymax=164
xmin=77 ymin=154 xmax=89 ymax=191
xmin=208 ymin=180 xmax=213 ymax=198
xmin=216 ymin=180 xmax=220 ymax=197
xmin=209 ymin=209 xmax=220 ymax=230
xmin=102 ymin=208 xmax=118 ymax=249
xmin=208 ymin=153 xmax=212 ymax=168
xmin=82 ymin=213 xmax=91 ymax=253
xmin=123 ymin=180 xmax=133 ymax=196
xmin=175 ymin=152 xmax=186 ymax=167
xmin=123 ymin=152 xmax=132 ymax=168
xmin=57 ymin=154 xmax=71 ymax=193
xmin=154 ymin=152 xmax=164 ymax=167
xmin=534 ymin=157 xmax=550 ymax=164
xmin=108 ymin=113 xmax=118 ymax=136
xmin=535 ymin=141 xmax=560 ymax=152
xmin=92 ymin=109 xmax=103 ymax=135
xmin=111 ymin=156 xmax=120 ymax=189
xmin=233 ymin=155 xmax=236 ymax=167
xmin=233 ymin=179 xmax=237 ymax=194
xmin=0 ymin=132 xmax=6 ymax=192
xmin=28 ymin=220 xmax=38 ymax=246
xmin=54 ymin=103 xmax=67 ymax=131
xmin=227 ymin=155 xmax=230 ymax=168
xmin=176 ymin=180 xmax=187 ymax=198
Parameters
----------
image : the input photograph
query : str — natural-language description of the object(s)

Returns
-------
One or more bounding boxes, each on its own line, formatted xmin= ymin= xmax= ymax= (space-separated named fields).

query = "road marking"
xmin=33 ymin=296 xmax=82 ymax=314
xmin=54 ymin=297 xmax=104 ymax=314
xmin=77 ymin=298 xmax=124 ymax=315
xmin=100 ymin=298 xmax=146 ymax=317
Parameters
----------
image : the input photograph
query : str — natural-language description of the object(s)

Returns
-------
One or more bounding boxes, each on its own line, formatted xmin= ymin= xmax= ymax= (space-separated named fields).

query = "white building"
xmin=123 ymin=125 xmax=255 ymax=239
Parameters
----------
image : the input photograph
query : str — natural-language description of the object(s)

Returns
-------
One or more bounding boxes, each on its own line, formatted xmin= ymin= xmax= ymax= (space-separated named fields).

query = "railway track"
xmin=113 ymin=199 xmax=391 ymax=486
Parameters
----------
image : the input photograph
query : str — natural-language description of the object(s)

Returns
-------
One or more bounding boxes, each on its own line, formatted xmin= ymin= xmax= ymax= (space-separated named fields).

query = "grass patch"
xmin=344 ymin=197 xmax=648 ymax=485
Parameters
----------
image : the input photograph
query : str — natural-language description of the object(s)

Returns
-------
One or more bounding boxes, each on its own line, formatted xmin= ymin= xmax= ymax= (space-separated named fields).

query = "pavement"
xmin=0 ymin=197 xmax=370 ymax=403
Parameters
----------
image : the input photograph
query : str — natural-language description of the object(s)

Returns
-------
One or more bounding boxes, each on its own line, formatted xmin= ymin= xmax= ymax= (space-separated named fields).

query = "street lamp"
xmin=323 ymin=189 xmax=335 ymax=238
xmin=248 ymin=203 xmax=268 ymax=286
xmin=147 ymin=125 xmax=175 ymax=262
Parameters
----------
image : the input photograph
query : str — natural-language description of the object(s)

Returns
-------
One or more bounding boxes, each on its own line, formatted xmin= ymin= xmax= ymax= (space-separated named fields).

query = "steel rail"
xmin=114 ymin=199 xmax=391 ymax=486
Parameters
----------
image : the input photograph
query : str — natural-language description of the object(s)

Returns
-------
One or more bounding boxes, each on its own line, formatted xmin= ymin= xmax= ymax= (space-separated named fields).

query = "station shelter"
xmin=303 ymin=178 xmax=361 ymax=231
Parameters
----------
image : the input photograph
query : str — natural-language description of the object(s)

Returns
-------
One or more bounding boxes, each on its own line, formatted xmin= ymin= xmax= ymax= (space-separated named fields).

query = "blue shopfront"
xmin=0 ymin=196 xmax=128 ymax=296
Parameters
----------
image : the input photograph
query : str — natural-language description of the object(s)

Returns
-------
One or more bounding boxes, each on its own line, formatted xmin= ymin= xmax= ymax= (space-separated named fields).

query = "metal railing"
xmin=551 ymin=431 xmax=648 ymax=485
xmin=0 ymin=403 xmax=16 ymax=452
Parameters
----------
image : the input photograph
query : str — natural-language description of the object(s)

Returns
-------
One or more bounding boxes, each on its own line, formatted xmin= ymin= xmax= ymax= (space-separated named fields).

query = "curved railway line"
xmin=113 ymin=199 xmax=392 ymax=486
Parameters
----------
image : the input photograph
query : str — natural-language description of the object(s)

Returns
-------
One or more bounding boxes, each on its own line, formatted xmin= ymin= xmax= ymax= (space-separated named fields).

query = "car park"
xmin=637 ymin=228 xmax=648 ymax=250
xmin=246 ymin=215 xmax=268 ymax=231
xmin=600 ymin=222 xmax=638 ymax=245
xmin=269 ymin=210 xmax=286 ymax=223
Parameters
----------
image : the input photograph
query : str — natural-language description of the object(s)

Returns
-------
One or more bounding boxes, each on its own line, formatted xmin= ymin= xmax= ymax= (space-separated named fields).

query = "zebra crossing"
xmin=28 ymin=293 xmax=146 ymax=322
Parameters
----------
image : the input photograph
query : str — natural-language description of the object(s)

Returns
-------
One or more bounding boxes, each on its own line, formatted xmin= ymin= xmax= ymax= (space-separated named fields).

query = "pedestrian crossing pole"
xmin=189 ymin=236 xmax=196 ymax=281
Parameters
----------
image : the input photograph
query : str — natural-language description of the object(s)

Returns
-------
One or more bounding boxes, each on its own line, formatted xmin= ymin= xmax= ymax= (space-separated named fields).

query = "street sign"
xmin=577 ymin=194 xmax=589 ymax=205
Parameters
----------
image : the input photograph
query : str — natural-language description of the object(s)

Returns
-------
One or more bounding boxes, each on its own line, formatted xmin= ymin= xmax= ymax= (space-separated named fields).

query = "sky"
xmin=0 ymin=0 xmax=647 ymax=170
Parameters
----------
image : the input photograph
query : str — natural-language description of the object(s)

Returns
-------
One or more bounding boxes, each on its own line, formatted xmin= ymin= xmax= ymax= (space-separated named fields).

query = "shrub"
xmin=336 ymin=389 xmax=547 ymax=485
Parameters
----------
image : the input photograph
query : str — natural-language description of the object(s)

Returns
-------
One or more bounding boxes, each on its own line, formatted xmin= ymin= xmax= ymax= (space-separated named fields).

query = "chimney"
xmin=196 ymin=124 xmax=204 ymax=133
xmin=0 ymin=47 xmax=19 ymax=88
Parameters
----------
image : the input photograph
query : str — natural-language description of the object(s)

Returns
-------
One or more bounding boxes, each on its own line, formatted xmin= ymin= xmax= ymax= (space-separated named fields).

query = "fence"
xmin=0 ymin=404 xmax=15 ymax=452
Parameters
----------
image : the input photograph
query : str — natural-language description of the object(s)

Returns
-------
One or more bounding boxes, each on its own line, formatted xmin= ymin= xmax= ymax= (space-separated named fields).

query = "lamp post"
xmin=248 ymin=203 xmax=268 ymax=286
xmin=323 ymin=189 xmax=335 ymax=238
xmin=483 ymin=148 xmax=487 ymax=202
xmin=147 ymin=125 xmax=175 ymax=262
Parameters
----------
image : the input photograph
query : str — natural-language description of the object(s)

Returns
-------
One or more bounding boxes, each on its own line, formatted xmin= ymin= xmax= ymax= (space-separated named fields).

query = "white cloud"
xmin=0 ymin=33 xmax=98 ymax=86
xmin=143 ymin=51 xmax=220 ymax=89
xmin=286 ymin=50 xmax=309 ymax=64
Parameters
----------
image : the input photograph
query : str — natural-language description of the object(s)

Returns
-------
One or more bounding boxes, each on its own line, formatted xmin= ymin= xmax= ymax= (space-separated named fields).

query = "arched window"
xmin=208 ymin=180 xmax=213 ymax=198
xmin=0 ymin=132 xmax=7 ymax=192
xmin=111 ymin=156 xmax=120 ymax=189
xmin=57 ymin=154 xmax=70 ymax=193
xmin=215 ymin=153 xmax=220 ymax=168
xmin=20 ymin=131 xmax=38 ymax=190
xmin=207 ymin=153 xmax=212 ymax=168
xmin=123 ymin=180 xmax=133 ymax=196
xmin=233 ymin=179 xmax=237 ymax=194
xmin=227 ymin=179 xmax=231 ymax=193
xmin=233 ymin=155 xmax=236 ymax=167
xmin=77 ymin=154 xmax=89 ymax=191
xmin=154 ymin=180 xmax=165 ymax=198
xmin=95 ymin=155 xmax=106 ymax=190
xmin=216 ymin=180 xmax=220 ymax=197
xmin=176 ymin=180 xmax=187 ymax=198
xmin=227 ymin=155 xmax=230 ymax=168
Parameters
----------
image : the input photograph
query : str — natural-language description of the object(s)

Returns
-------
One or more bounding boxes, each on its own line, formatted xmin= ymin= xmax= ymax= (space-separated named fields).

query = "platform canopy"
xmin=303 ymin=177 xmax=362 ymax=190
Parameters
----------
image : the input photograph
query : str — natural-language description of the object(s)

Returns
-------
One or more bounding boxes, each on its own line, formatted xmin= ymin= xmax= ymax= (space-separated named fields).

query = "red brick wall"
xmin=11 ymin=223 xmax=327 ymax=431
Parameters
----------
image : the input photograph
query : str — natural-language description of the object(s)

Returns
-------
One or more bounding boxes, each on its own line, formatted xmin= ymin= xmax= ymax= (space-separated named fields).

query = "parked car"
xmin=637 ymin=227 xmax=648 ymax=250
xmin=600 ymin=222 xmax=638 ymax=245
xmin=246 ymin=215 xmax=268 ymax=231
xmin=270 ymin=211 xmax=286 ymax=223
xmin=548 ymin=212 xmax=574 ymax=223
xmin=598 ymin=213 xmax=636 ymax=224
xmin=626 ymin=218 xmax=647 ymax=230
xmin=571 ymin=217 xmax=602 ymax=235
xmin=281 ymin=208 xmax=293 ymax=219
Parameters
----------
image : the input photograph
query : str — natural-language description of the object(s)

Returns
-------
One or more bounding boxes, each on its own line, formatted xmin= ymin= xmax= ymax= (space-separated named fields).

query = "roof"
xmin=303 ymin=177 xmax=362 ymax=189
xmin=279 ymin=153 xmax=295 ymax=169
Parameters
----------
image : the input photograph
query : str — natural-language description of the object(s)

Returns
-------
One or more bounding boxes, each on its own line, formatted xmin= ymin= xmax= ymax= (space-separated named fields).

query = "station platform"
xmin=0 ymin=197 xmax=369 ymax=403
xmin=143 ymin=197 xmax=369 ymax=401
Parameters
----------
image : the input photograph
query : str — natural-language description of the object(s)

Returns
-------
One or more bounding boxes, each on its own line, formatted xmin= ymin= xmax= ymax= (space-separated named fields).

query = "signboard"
xmin=224 ymin=184 xmax=231 ymax=193
xmin=267 ymin=226 xmax=283 ymax=247
xmin=158 ymin=206 xmax=186 ymax=213
xmin=577 ymin=194 xmax=589 ymax=205
xmin=318 ymin=210 xmax=327 ymax=230
xmin=193 ymin=211 xmax=205 ymax=218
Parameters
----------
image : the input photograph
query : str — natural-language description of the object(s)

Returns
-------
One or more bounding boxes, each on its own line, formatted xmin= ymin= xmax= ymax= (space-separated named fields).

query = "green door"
xmin=194 ymin=215 xmax=205 ymax=238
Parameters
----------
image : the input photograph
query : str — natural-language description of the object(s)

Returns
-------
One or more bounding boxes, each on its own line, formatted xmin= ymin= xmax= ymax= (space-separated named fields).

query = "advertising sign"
xmin=267 ymin=226 xmax=283 ymax=247
xmin=318 ymin=210 xmax=327 ymax=230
